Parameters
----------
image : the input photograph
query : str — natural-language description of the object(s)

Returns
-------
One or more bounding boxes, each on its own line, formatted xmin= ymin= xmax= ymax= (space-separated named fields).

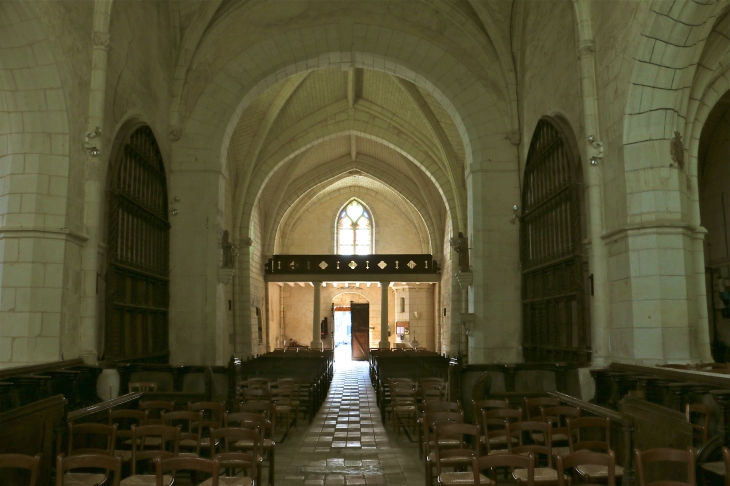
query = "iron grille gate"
xmin=105 ymin=126 xmax=170 ymax=362
xmin=520 ymin=119 xmax=590 ymax=363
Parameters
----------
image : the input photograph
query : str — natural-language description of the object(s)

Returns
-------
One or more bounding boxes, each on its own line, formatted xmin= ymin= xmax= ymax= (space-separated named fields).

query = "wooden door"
xmin=351 ymin=303 xmax=369 ymax=360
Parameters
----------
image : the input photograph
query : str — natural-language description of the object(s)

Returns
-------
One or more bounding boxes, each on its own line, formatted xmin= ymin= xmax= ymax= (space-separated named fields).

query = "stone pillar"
xmin=380 ymin=282 xmax=390 ymax=349
xmin=466 ymin=147 xmax=521 ymax=363
xmin=311 ymin=281 xmax=322 ymax=350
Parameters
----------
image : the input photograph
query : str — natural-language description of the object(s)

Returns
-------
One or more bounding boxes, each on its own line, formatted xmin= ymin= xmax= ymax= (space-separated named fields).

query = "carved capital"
xmin=168 ymin=126 xmax=182 ymax=142
xmin=92 ymin=31 xmax=111 ymax=50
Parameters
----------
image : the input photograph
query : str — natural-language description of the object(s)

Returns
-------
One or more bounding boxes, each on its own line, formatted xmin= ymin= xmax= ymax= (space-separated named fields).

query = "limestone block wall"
xmin=280 ymin=284 xmax=396 ymax=350
xmin=284 ymin=195 xmax=423 ymax=254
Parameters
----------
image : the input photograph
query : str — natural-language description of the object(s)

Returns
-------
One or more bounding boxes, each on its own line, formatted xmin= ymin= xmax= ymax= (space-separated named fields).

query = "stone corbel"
xmin=218 ymin=268 xmax=235 ymax=285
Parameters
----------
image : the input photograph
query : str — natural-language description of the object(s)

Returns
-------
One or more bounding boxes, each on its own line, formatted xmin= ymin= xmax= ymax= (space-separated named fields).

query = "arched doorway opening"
xmin=699 ymin=90 xmax=730 ymax=362
xmin=332 ymin=293 xmax=370 ymax=362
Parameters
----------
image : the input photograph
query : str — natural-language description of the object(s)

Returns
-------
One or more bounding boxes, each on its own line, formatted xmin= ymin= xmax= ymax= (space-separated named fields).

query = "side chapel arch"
xmin=520 ymin=118 xmax=590 ymax=363
xmin=104 ymin=125 xmax=170 ymax=362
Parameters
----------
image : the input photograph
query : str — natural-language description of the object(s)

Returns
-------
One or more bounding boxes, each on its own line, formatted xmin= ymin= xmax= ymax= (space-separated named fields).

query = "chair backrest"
xmin=540 ymin=405 xmax=580 ymax=438
xmin=567 ymin=416 xmax=611 ymax=453
xmin=524 ymin=397 xmax=560 ymax=420
xmin=634 ymin=447 xmax=697 ymax=486
xmin=481 ymin=408 xmax=522 ymax=454
xmin=474 ymin=452 xmax=534 ymax=485
xmin=139 ymin=400 xmax=175 ymax=425
xmin=434 ymin=423 xmax=480 ymax=451
xmin=163 ymin=410 xmax=203 ymax=451
xmin=241 ymin=388 xmax=272 ymax=404
xmin=156 ymin=457 xmax=219 ymax=486
xmin=557 ymin=450 xmax=615 ymax=486
xmin=189 ymin=402 xmax=225 ymax=424
xmin=68 ymin=423 xmax=117 ymax=456
xmin=129 ymin=424 xmax=180 ymax=475
xmin=0 ymin=453 xmax=41 ymax=486
xmin=211 ymin=426 xmax=260 ymax=456
xmin=686 ymin=403 xmax=711 ymax=445
xmin=55 ymin=453 xmax=121 ymax=486
xmin=129 ymin=382 xmax=157 ymax=393
xmin=225 ymin=411 xmax=268 ymax=430
xmin=508 ymin=421 xmax=553 ymax=467
xmin=473 ymin=398 xmax=510 ymax=423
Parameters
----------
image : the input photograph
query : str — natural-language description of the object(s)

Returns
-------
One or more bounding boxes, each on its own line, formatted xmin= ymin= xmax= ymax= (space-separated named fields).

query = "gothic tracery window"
xmin=337 ymin=199 xmax=373 ymax=255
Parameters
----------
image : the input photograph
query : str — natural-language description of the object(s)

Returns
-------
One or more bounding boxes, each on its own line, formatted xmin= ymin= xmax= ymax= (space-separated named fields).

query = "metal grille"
xmin=520 ymin=119 xmax=589 ymax=363
xmin=105 ymin=126 xmax=170 ymax=363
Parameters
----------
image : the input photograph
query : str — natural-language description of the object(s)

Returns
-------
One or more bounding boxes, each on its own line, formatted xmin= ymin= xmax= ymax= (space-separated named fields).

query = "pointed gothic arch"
xmin=335 ymin=199 xmax=375 ymax=256
xmin=520 ymin=118 xmax=590 ymax=363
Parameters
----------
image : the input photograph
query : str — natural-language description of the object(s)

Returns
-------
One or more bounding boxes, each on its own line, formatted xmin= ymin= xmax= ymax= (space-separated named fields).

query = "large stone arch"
xmin=265 ymin=155 xmax=439 ymax=257
xmin=0 ymin=1 xmax=77 ymax=367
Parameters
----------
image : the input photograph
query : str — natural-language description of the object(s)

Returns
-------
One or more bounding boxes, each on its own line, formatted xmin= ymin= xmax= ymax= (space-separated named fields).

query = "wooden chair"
xmin=539 ymin=405 xmax=579 ymax=456
xmin=634 ymin=447 xmax=697 ymax=486
xmin=210 ymin=427 xmax=261 ymax=486
xmin=120 ymin=424 xmax=180 ymax=486
xmin=566 ymin=416 xmax=624 ymax=481
xmin=155 ymin=457 xmax=220 ymax=486
xmin=509 ymin=421 xmax=565 ymax=485
xmin=163 ymin=410 xmax=203 ymax=457
xmin=270 ymin=382 xmax=297 ymax=434
xmin=424 ymin=411 xmax=466 ymax=486
xmin=0 ymin=453 xmax=41 ymax=486
xmin=129 ymin=382 xmax=157 ymax=393
xmin=556 ymin=450 xmax=616 ymax=486
xmin=65 ymin=423 xmax=118 ymax=485
xmin=189 ymin=402 xmax=225 ymax=458
xmin=276 ymin=378 xmax=305 ymax=422
xmin=524 ymin=397 xmax=560 ymax=421
xmin=433 ymin=423 xmax=486 ymax=486
xmin=699 ymin=445 xmax=730 ymax=485
xmin=109 ymin=409 xmax=148 ymax=463
xmin=686 ymin=403 xmax=711 ymax=446
xmin=473 ymin=452 xmax=535 ymax=485
xmin=225 ymin=412 xmax=275 ymax=485
xmin=391 ymin=385 xmax=418 ymax=436
xmin=418 ymin=402 xmax=462 ymax=459
xmin=56 ymin=453 xmax=121 ymax=486
xmin=473 ymin=399 xmax=509 ymax=425
xmin=139 ymin=400 xmax=175 ymax=426
xmin=481 ymin=408 xmax=521 ymax=456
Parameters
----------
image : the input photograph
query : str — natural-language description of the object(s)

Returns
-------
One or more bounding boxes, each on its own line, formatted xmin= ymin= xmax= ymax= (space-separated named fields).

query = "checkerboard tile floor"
xmin=273 ymin=361 xmax=424 ymax=486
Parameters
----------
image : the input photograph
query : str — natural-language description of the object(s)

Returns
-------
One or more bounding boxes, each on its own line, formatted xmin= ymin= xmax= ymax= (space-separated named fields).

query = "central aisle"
xmin=274 ymin=360 xmax=425 ymax=485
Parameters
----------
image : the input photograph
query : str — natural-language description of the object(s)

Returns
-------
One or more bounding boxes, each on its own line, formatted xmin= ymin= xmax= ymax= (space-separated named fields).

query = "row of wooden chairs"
xmin=0 ymin=452 xmax=248 ymax=486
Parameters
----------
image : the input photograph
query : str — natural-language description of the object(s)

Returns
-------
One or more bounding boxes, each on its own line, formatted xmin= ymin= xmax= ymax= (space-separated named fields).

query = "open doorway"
xmin=334 ymin=306 xmax=351 ymax=362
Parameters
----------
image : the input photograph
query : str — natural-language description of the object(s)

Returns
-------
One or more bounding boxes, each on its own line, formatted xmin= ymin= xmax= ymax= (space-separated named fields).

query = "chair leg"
xmin=269 ymin=448 xmax=275 ymax=486
xmin=425 ymin=457 xmax=433 ymax=486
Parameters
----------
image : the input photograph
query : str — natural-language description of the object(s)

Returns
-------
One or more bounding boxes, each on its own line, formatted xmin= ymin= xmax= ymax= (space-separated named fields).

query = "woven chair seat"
xmin=180 ymin=439 xmax=199 ymax=447
xmin=427 ymin=452 xmax=473 ymax=464
xmin=480 ymin=435 xmax=518 ymax=445
xmin=234 ymin=439 xmax=274 ymax=448
xmin=428 ymin=439 xmax=461 ymax=448
xmin=394 ymin=405 xmax=417 ymax=412
xmin=63 ymin=473 xmax=107 ymax=485
xmin=438 ymin=472 xmax=493 ymax=485
xmin=574 ymin=463 xmax=625 ymax=478
xmin=200 ymin=477 xmax=253 ymax=486
xmin=513 ymin=467 xmax=566 ymax=481
xmin=120 ymin=474 xmax=173 ymax=485
xmin=701 ymin=461 xmax=726 ymax=476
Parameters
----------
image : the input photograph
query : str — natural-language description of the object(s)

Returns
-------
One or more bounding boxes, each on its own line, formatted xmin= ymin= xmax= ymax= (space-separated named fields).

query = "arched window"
xmin=520 ymin=119 xmax=589 ymax=363
xmin=337 ymin=199 xmax=373 ymax=255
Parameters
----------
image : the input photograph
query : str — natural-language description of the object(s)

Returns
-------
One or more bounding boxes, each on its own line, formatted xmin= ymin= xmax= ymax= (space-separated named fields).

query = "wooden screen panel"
xmin=105 ymin=126 xmax=170 ymax=363
xmin=351 ymin=303 xmax=370 ymax=360
xmin=520 ymin=119 xmax=589 ymax=363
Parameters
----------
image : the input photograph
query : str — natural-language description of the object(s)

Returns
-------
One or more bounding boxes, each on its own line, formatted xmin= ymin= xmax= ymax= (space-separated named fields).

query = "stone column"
xmin=380 ymin=282 xmax=390 ymax=349
xmin=311 ymin=281 xmax=322 ymax=350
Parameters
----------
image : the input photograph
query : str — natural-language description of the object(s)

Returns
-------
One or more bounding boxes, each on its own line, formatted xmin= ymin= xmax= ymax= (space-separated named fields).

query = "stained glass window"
xmin=337 ymin=200 xmax=372 ymax=255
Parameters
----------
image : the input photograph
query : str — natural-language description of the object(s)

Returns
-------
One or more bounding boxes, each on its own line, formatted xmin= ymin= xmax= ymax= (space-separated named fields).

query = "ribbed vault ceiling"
xmin=228 ymin=66 xmax=466 ymax=257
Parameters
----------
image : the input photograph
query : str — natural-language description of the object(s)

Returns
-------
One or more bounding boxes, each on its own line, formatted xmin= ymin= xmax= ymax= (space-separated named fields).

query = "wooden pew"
xmin=448 ymin=359 xmax=582 ymax=423
xmin=0 ymin=358 xmax=102 ymax=413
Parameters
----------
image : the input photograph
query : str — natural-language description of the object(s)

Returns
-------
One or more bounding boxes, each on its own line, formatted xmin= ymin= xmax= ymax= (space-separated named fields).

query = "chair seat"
xmin=488 ymin=449 xmax=509 ymax=455
xmin=179 ymin=452 xmax=199 ymax=458
xmin=514 ymin=467 xmax=566 ymax=481
xmin=438 ymin=472 xmax=493 ymax=485
xmin=552 ymin=446 xmax=571 ymax=456
xmin=234 ymin=438 xmax=275 ymax=448
xmin=701 ymin=461 xmax=726 ymax=476
xmin=200 ymin=438 xmax=213 ymax=448
xmin=427 ymin=452 xmax=473 ymax=465
xmin=200 ymin=478 xmax=254 ymax=486
xmin=63 ymin=473 xmax=107 ymax=485
xmin=480 ymin=435 xmax=518 ymax=445
xmin=121 ymin=475 xmax=173 ymax=486
xmin=180 ymin=439 xmax=199 ymax=447
xmin=393 ymin=405 xmax=417 ymax=412
xmin=114 ymin=450 xmax=132 ymax=461
xmin=429 ymin=439 xmax=461 ymax=448
xmin=575 ymin=464 xmax=625 ymax=478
